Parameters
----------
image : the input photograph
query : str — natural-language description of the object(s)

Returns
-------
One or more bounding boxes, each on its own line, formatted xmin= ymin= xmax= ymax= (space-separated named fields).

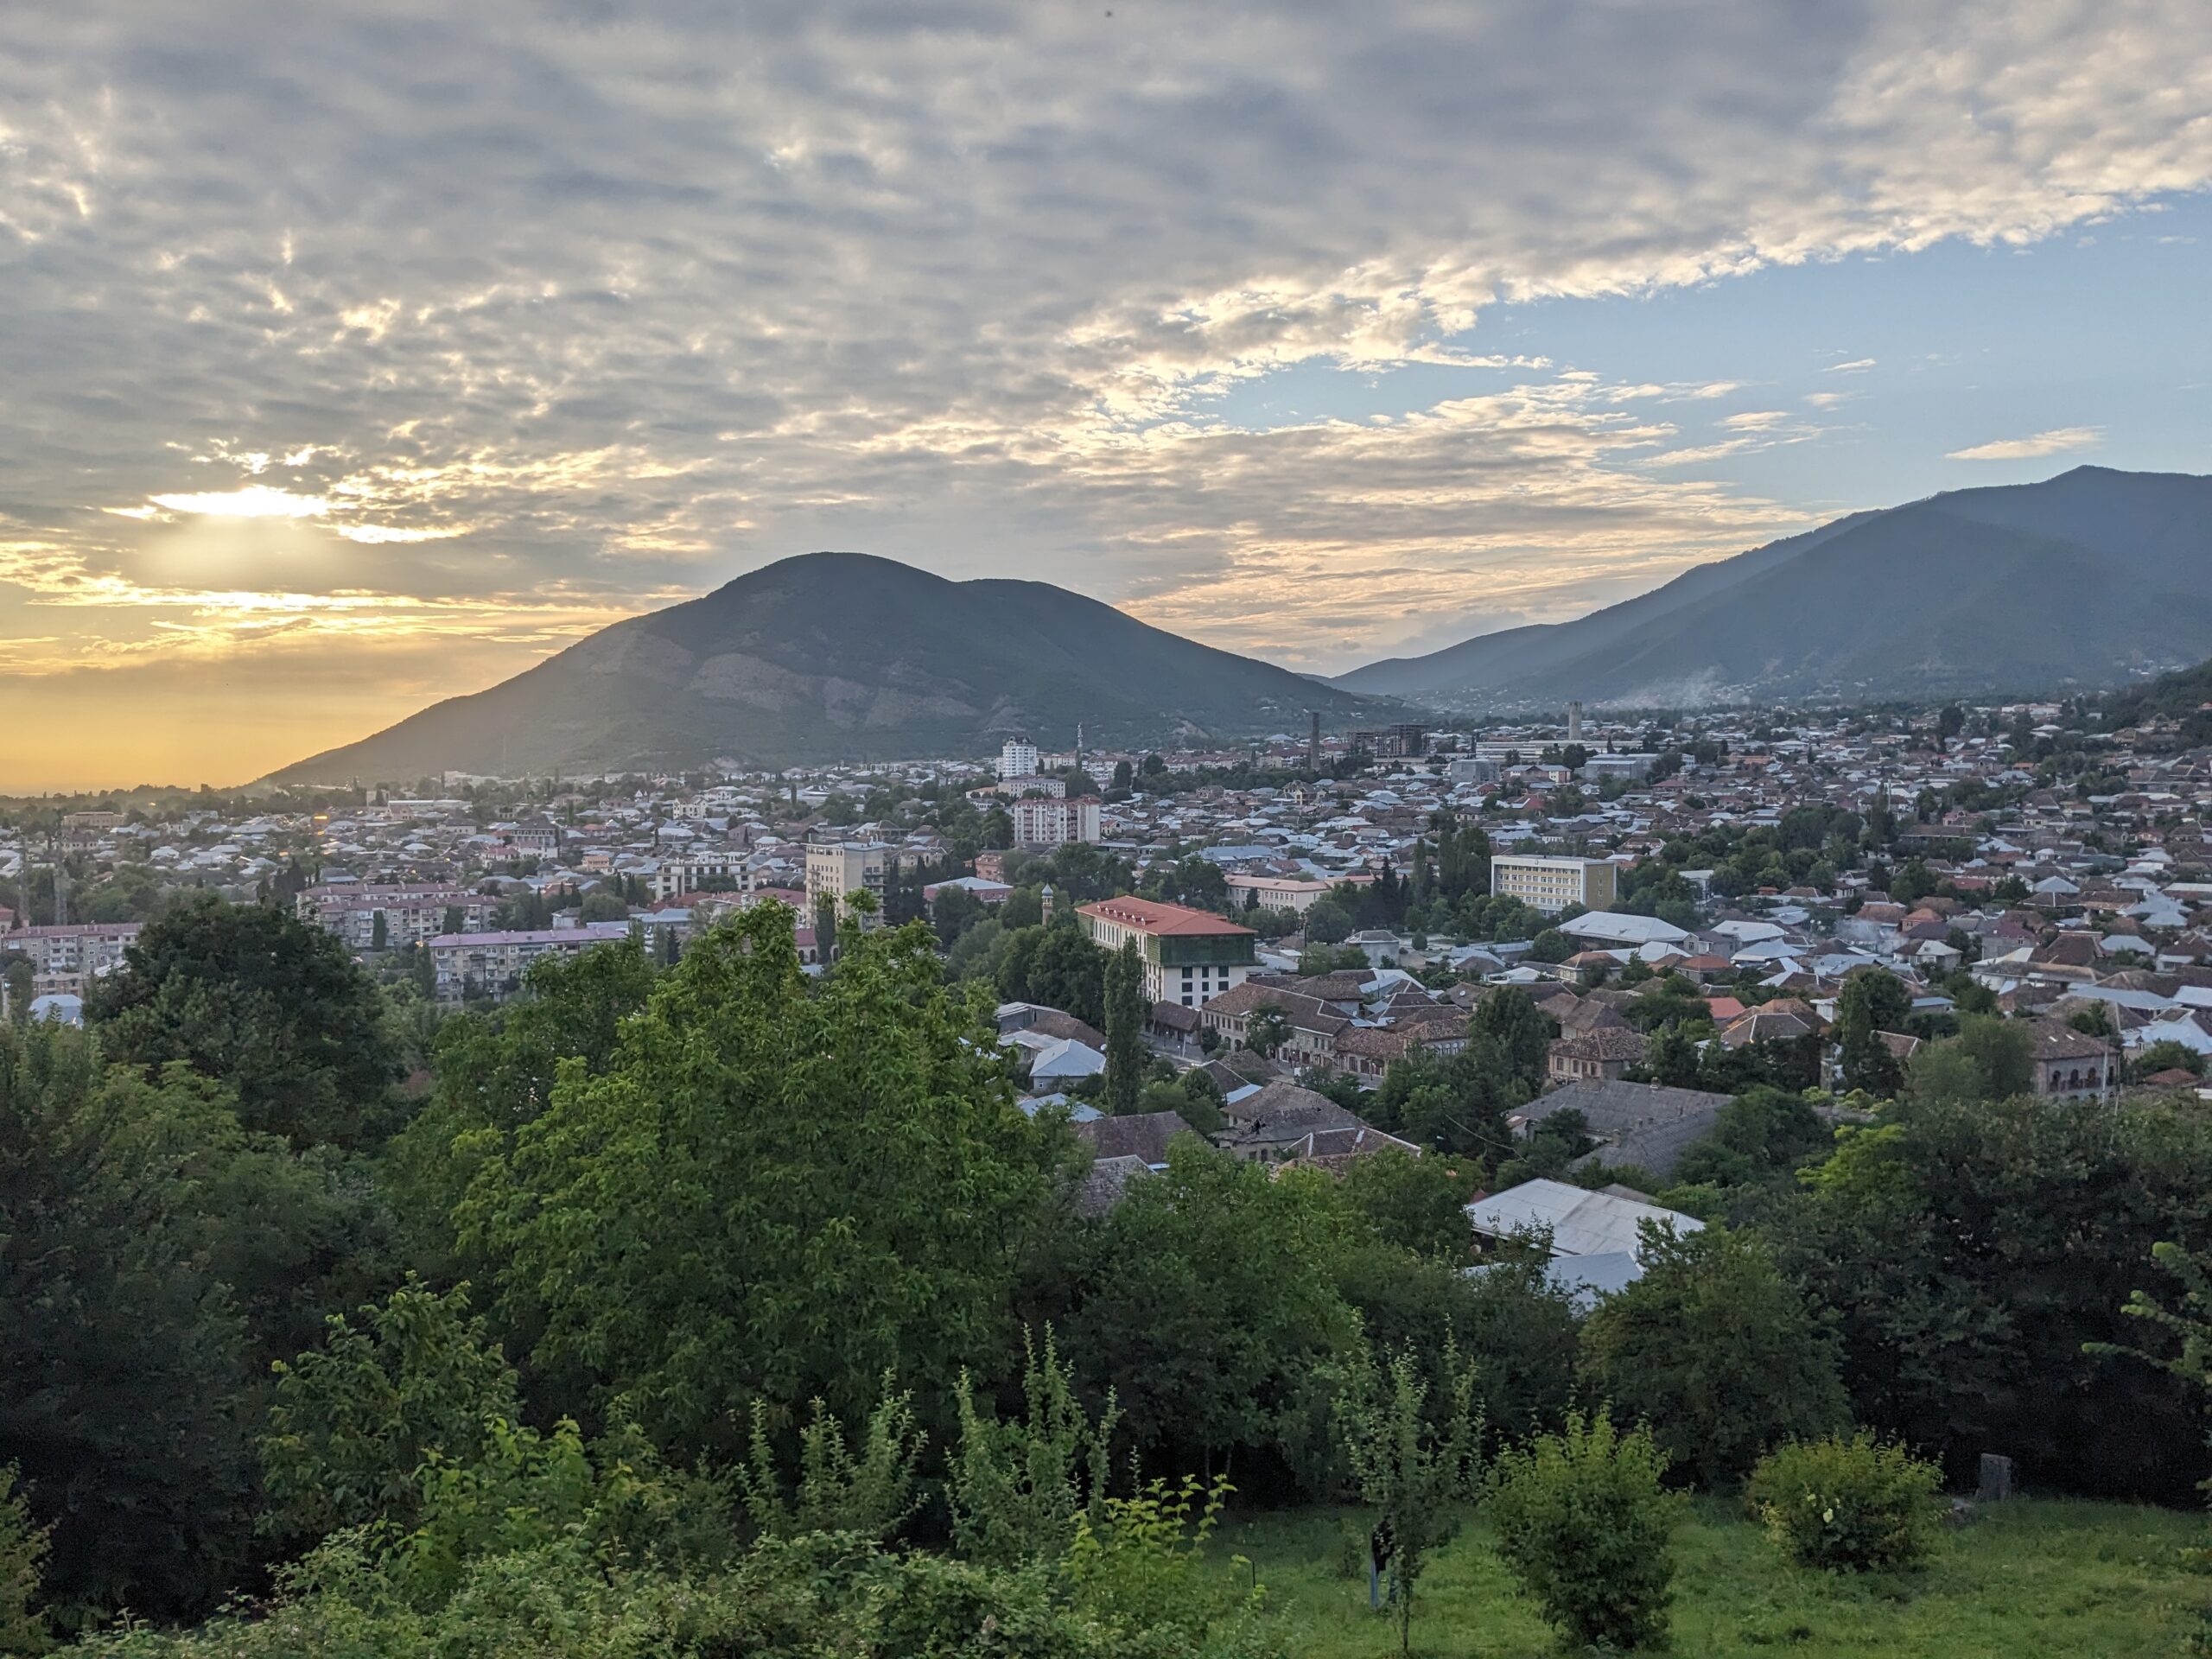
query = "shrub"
xmin=1747 ymin=1433 xmax=1944 ymax=1573
xmin=1486 ymin=1409 xmax=1681 ymax=1652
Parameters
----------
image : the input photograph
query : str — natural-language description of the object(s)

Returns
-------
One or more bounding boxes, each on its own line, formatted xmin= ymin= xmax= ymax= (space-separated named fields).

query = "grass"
xmin=1214 ymin=1497 xmax=2206 ymax=1657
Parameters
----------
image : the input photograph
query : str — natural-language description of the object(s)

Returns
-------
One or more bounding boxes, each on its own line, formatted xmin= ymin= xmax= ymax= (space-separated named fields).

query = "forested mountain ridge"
xmin=1338 ymin=467 xmax=2212 ymax=708
xmin=270 ymin=552 xmax=1389 ymax=783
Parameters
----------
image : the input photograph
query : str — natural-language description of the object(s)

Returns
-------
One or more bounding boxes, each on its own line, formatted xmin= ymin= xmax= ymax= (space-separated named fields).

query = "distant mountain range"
xmin=272 ymin=552 xmax=1389 ymax=783
xmin=1336 ymin=467 xmax=2212 ymax=709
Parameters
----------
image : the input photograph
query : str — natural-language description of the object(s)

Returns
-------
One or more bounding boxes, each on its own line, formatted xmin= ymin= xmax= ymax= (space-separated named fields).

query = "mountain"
xmin=1337 ymin=467 xmax=2212 ymax=709
xmin=271 ymin=552 xmax=1389 ymax=782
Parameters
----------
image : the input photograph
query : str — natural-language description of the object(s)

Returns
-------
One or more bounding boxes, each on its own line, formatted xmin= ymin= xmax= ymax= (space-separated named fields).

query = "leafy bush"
xmin=1486 ymin=1409 xmax=1682 ymax=1652
xmin=1747 ymin=1433 xmax=1944 ymax=1573
xmin=950 ymin=1329 xmax=1120 ymax=1567
xmin=734 ymin=1376 xmax=925 ymax=1541
xmin=0 ymin=1464 xmax=48 ymax=1654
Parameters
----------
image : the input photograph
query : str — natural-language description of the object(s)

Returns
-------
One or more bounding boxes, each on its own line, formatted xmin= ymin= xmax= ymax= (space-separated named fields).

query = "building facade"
xmin=998 ymin=737 xmax=1039 ymax=780
xmin=1077 ymin=896 xmax=1256 ymax=1007
xmin=297 ymin=884 xmax=494 ymax=949
xmin=1012 ymin=795 xmax=1102 ymax=849
xmin=1222 ymin=873 xmax=1335 ymax=913
xmin=1491 ymin=854 xmax=1618 ymax=913
xmin=805 ymin=840 xmax=892 ymax=928
xmin=1349 ymin=722 xmax=1427 ymax=759
xmin=426 ymin=924 xmax=635 ymax=1003
xmin=2 ymin=922 xmax=141 ymax=997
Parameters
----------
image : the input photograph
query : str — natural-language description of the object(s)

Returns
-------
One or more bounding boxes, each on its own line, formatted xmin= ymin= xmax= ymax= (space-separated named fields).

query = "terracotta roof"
xmin=1551 ymin=1027 xmax=1647 ymax=1061
xmin=1078 ymin=897 xmax=1255 ymax=938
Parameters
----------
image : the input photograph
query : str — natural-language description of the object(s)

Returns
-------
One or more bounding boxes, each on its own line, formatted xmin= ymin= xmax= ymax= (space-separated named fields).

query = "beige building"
xmin=805 ymin=840 xmax=892 ymax=929
xmin=1222 ymin=873 xmax=1335 ymax=914
xmin=1491 ymin=854 xmax=1618 ymax=914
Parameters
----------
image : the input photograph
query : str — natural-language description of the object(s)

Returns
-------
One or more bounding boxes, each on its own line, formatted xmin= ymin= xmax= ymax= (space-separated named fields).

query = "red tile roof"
xmin=1077 ymin=897 xmax=1255 ymax=938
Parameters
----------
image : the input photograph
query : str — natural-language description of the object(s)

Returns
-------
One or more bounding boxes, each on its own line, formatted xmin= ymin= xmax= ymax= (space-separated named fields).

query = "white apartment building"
xmin=426 ymin=923 xmax=635 ymax=1002
xmin=2 ymin=921 xmax=143 ymax=975
xmin=297 ymin=885 xmax=493 ymax=950
xmin=1012 ymin=795 xmax=1102 ymax=849
xmin=805 ymin=840 xmax=892 ymax=929
xmin=3 ymin=922 xmax=142 ymax=996
xmin=998 ymin=737 xmax=1039 ymax=780
xmin=1491 ymin=855 xmax=1618 ymax=914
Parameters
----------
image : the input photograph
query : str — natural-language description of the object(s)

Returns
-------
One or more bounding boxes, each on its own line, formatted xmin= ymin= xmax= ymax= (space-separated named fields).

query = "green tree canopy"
xmin=86 ymin=893 xmax=397 ymax=1149
xmin=1580 ymin=1224 xmax=1847 ymax=1485
xmin=462 ymin=907 xmax=1061 ymax=1459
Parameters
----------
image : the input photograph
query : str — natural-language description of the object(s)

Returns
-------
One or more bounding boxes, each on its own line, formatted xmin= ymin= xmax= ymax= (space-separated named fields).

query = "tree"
xmin=1303 ymin=899 xmax=1354 ymax=945
xmin=1103 ymin=938 xmax=1146 ymax=1115
xmin=1834 ymin=966 xmax=1910 ymax=1097
xmin=1339 ymin=1149 xmax=1474 ymax=1259
xmin=1243 ymin=1004 xmax=1292 ymax=1059
xmin=261 ymin=1280 xmax=520 ymax=1548
xmin=0 ymin=1465 xmax=48 ymax=1655
xmin=85 ymin=893 xmax=397 ymax=1149
xmin=1466 ymin=988 xmax=1552 ymax=1096
xmin=1 ymin=1021 xmax=270 ymax=1618
xmin=463 ymin=909 xmax=1061 ymax=1459
xmin=372 ymin=908 xmax=390 ymax=950
xmin=1527 ymin=928 xmax=1573 ymax=964
xmin=1488 ymin=1408 xmax=1681 ymax=1653
xmin=1580 ymin=1224 xmax=1847 ymax=1485
xmin=576 ymin=888 xmax=630 ymax=924
xmin=1336 ymin=1340 xmax=1484 ymax=1656
xmin=1111 ymin=758 xmax=1134 ymax=792
xmin=1058 ymin=1140 xmax=1361 ymax=1477
xmin=1770 ymin=1092 xmax=2212 ymax=1501
xmin=1955 ymin=1013 xmax=2035 ymax=1099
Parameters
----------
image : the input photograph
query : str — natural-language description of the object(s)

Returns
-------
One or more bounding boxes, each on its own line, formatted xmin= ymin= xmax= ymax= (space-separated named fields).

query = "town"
xmin=8 ymin=693 xmax=2204 ymax=1145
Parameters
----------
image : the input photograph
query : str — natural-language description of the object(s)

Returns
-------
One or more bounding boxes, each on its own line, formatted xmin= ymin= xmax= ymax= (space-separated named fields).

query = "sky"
xmin=2 ymin=2 xmax=2209 ymax=790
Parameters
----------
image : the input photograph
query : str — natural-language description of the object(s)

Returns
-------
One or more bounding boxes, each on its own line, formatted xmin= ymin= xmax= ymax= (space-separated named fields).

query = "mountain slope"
xmin=1337 ymin=467 xmax=2212 ymax=707
xmin=272 ymin=552 xmax=1389 ymax=782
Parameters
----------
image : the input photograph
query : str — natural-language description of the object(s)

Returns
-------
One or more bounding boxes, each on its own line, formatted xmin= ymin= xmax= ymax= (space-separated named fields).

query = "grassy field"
xmin=1215 ymin=1498 xmax=2206 ymax=1657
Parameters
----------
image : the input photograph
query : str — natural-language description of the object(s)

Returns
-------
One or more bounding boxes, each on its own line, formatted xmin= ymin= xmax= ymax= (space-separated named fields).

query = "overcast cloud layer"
xmin=3 ymin=1 xmax=2210 ymax=785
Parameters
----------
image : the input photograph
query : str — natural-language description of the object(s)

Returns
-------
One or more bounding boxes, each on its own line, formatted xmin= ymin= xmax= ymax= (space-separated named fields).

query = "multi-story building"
xmin=1222 ymin=873 xmax=1335 ymax=913
xmin=805 ymin=840 xmax=892 ymax=929
xmin=297 ymin=884 xmax=493 ymax=950
xmin=1491 ymin=854 xmax=1618 ymax=914
xmin=998 ymin=737 xmax=1039 ymax=780
xmin=1077 ymin=896 xmax=1255 ymax=1008
xmin=1012 ymin=795 xmax=1102 ymax=849
xmin=2 ymin=922 xmax=142 ymax=996
xmin=1349 ymin=722 xmax=1428 ymax=759
xmin=425 ymin=923 xmax=634 ymax=1003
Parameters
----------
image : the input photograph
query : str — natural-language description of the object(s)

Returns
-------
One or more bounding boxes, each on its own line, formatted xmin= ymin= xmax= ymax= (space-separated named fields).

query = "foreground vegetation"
xmin=5 ymin=888 xmax=2212 ymax=1652
xmin=1224 ymin=1499 xmax=2205 ymax=1659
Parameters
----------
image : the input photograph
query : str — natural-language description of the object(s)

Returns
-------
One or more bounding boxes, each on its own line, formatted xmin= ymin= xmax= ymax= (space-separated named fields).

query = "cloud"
xmin=1945 ymin=426 xmax=2104 ymax=461
xmin=1825 ymin=358 xmax=1878 ymax=373
xmin=1 ymin=0 xmax=2208 ymax=781
xmin=145 ymin=486 xmax=333 ymax=518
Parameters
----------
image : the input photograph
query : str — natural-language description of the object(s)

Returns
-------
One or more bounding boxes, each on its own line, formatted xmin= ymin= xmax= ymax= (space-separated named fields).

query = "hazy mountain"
xmin=1337 ymin=467 xmax=2212 ymax=709
xmin=271 ymin=552 xmax=1389 ymax=783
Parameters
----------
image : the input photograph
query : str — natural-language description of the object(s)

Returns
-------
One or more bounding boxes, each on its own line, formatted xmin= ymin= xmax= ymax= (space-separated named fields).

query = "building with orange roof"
xmin=1077 ymin=896 xmax=1257 ymax=1008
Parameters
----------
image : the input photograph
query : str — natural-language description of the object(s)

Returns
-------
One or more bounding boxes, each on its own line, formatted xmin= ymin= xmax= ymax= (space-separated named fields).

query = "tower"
xmin=1567 ymin=701 xmax=1584 ymax=744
